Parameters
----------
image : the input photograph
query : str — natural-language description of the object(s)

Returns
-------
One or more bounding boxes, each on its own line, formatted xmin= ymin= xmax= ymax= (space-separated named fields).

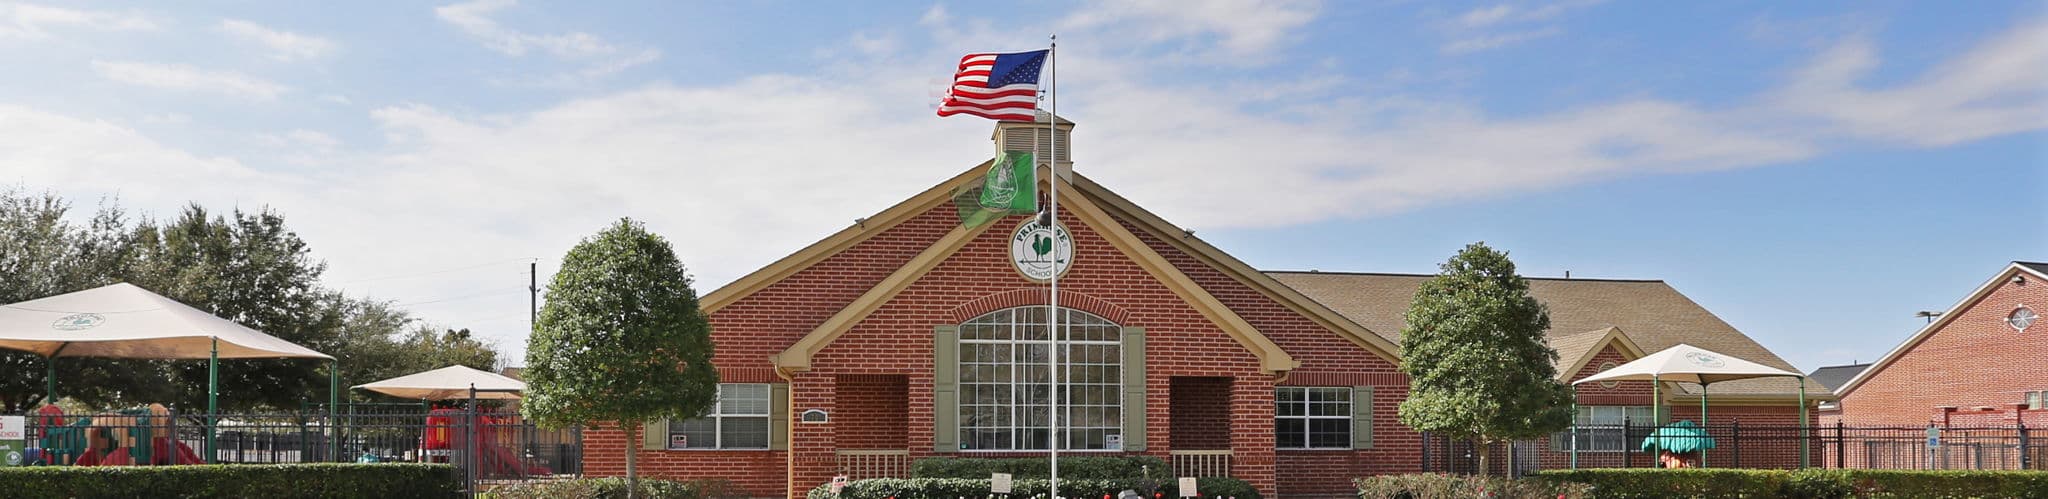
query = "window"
xmin=1276 ymin=387 xmax=1351 ymax=450
xmin=1596 ymin=361 xmax=1621 ymax=389
xmin=667 ymin=383 xmax=771 ymax=450
xmin=1552 ymin=406 xmax=1654 ymax=452
xmin=958 ymin=307 xmax=1122 ymax=451
xmin=2010 ymin=307 xmax=2038 ymax=332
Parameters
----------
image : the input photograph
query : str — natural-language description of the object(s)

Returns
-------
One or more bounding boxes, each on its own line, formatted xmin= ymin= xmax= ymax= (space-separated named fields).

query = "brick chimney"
xmin=992 ymin=112 xmax=1073 ymax=180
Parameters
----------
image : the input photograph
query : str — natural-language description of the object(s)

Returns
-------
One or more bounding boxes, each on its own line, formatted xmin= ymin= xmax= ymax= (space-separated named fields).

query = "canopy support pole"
xmin=207 ymin=337 xmax=218 ymax=464
xmin=43 ymin=343 xmax=70 ymax=407
xmin=1701 ymin=382 xmax=1710 ymax=468
xmin=1652 ymin=373 xmax=1661 ymax=424
xmin=1570 ymin=384 xmax=1580 ymax=469
xmin=1799 ymin=376 xmax=1809 ymax=469
xmin=330 ymin=360 xmax=341 ymax=462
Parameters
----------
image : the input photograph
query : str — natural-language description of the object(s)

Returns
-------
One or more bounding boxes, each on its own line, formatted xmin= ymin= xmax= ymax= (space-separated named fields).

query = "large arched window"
xmin=957 ymin=306 xmax=1123 ymax=451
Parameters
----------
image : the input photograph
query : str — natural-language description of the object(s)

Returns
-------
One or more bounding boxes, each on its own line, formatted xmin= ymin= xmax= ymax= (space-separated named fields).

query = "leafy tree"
xmin=0 ymin=189 xmax=159 ymax=411
xmin=1397 ymin=242 xmax=1574 ymax=476
xmin=524 ymin=218 xmax=717 ymax=497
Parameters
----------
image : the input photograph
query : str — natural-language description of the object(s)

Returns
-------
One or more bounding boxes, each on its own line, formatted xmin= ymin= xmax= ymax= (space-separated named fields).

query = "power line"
xmin=336 ymin=257 xmax=539 ymax=285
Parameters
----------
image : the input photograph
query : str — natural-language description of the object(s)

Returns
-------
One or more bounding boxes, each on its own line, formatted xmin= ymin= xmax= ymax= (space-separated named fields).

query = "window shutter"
xmin=770 ymin=383 xmax=789 ymax=450
xmin=641 ymin=419 xmax=667 ymax=450
xmin=1121 ymin=327 xmax=1147 ymax=452
xmin=933 ymin=325 xmax=960 ymax=453
xmin=1352 ymin=386 xmax=1374 ymax=449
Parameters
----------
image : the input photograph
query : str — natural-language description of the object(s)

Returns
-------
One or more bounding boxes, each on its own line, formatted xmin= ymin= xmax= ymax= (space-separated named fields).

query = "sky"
xmin=1 ymin=0 xmax=2043 ymax=373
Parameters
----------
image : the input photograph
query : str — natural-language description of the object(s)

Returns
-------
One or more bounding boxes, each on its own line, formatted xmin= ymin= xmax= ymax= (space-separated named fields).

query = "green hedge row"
xmin=0 ymin=463 xmax=459 ymax=499
xmin=1357 ymin=473 xmax=1591 ymax=499
xmin=910 ymin=456 xmax=1172 ymax=480
xmin=484 ymin=477 xmax=741 ymax=499
xmin=1537 ymin=468 xmax=2048 ymax=499
xmin=805 ymin=477 xmax=1259 ymax=499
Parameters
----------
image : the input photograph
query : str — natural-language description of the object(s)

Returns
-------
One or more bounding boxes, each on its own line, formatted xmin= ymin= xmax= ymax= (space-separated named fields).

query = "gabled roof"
xmin=1835 ymin=261 xmax=2048 ymax=397
xmin=728 ymin=163 xmax=1326 ymax=375
xmin=1806 ymin=363 xmax=1869 ymax=393
xmin=1551 ymin=326 xmax=1647 ymax=382
xmin=1267 ymin=271 xmax=1823 ymax=397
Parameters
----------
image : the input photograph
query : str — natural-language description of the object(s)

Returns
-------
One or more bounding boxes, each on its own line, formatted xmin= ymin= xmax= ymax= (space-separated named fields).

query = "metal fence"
xmin=22 ymin=403 xmax=579 ymax=493
xmin=1424 ymin=421 xmax=2048 ymax=475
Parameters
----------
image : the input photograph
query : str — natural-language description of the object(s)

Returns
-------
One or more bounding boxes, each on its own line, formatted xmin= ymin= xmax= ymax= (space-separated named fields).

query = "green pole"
xmin=43 ymin=355 xmax=54 ymax=407
xmin=1652 ymin=374 xmax=1661 ymax=424
xmin=330 ymin=360 xmax=340 ymax=462
xmin=1799 ymin=376 xmax=1810 ymax=469
xmin=1571 ymin=384 xmax=1580 ymax=469
xmin=1701 ymin=382 xmax=1710 ymax=468
xmin=207 ymin=337 xmax=218 ymax=464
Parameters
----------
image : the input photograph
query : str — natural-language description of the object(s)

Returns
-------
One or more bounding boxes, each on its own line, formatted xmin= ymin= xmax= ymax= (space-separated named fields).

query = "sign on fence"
xmin=1927 ymin=426 xmax=1941 ymax=449
xmin=1177 ymin=477 xmax=1197 ymax=498
xmin=0 ymin=416 xmax=20 ymax=466
xmin=991 ymin=472 xmax=1013 ymax=494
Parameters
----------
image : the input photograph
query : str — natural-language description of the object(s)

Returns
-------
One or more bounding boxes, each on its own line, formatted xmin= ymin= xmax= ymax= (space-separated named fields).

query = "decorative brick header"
xmin=945 ymin=288 xmax=1133 ymax=325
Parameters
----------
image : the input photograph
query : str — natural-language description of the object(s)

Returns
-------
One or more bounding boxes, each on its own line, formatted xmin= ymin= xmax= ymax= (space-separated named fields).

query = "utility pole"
xmin=529 ymin=260 xmax=539 ymax=332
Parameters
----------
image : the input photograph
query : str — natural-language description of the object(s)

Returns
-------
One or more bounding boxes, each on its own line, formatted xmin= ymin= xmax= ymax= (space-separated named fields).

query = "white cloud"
xmin=1773 ymin=20 xmax=2048 ymax=147
xmin=91 ymin=60 xmax=289 ymax=100
xmin=0 ymin=3 xmax=156 ymax=39
xmin=1060 ymin=0 xmax=1320 ymax=58
xmin=1442 ymin=27 xmax=1562 ymax=54
xmin=1457 ymin=5 xmax=1516 ymax=29
xmin=220 ymin=19 xmax=337 ymax=62
xmin=434 ymin=0 xmax=658 ymax=81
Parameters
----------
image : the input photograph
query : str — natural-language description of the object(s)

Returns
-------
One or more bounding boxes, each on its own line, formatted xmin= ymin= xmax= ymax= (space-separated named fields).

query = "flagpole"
xmin=1045 ymin=34 xmax=1062 ymax=499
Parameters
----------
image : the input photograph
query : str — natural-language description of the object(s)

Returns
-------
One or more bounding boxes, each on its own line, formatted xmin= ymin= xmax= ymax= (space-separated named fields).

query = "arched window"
xmin=957 ymin=306 xmax=1123 ymax=451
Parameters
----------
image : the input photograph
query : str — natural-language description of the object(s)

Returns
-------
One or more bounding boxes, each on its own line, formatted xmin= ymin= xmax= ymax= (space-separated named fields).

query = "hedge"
xmin=1536 ymin=468 xmax=2048 ymax=499
xmin=0 ymin=463 xmax=459 ymax=499
xmin=910 ymin=456 xmax=1173 ymax=480
xmin=1357 ymin=473 xmax=1591 ymax=499
xmin=485 ymin=477 xmax=741 ymax=499
xmin=805 ymin=477 xmax=1259 ymax=499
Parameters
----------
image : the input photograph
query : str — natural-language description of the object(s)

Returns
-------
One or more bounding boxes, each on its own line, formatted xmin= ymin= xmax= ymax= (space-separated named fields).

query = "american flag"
xmin=936 ymin=49 xmax=1047 ymax=121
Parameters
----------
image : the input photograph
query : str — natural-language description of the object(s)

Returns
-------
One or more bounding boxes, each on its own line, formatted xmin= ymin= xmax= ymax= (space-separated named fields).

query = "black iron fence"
xmin=21 ymin=404 xmax=579 ymax=493
xmin=1425 ymin=421 xmax=2048 ymax=475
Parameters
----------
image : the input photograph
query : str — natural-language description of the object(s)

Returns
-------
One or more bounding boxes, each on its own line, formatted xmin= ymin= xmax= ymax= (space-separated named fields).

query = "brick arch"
xmin=946 ymin=288 xmax=1132 ymax=325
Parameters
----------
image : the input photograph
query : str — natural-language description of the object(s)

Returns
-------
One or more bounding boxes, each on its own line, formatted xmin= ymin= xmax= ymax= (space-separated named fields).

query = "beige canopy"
xmin=1574 ymin=343 xmax=1800 ymax=386
xmin=0 ymin=282 xmax=331 ymax=360
xmin=355 ymin=365 xmax=523 ymax=400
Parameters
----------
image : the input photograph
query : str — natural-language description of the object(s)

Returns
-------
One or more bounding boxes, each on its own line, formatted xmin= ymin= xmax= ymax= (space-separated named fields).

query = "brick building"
xmin=1832 ymin=262 xmax=2048 ymax=427
xmin=581 ymin=119 xmax=1819 ymax=498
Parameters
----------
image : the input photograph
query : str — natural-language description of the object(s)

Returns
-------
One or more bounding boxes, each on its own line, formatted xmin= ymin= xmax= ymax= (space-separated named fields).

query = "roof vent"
xmin=992 ymin=112 xmax=1073 ymax=179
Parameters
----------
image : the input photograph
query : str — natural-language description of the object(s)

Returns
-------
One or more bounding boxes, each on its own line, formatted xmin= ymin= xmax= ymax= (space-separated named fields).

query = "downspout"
xmin=776 ymin=366 xmax=796 ymax=499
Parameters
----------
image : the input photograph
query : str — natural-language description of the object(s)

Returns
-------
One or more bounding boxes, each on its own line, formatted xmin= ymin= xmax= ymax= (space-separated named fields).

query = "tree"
xmin=1397 ymin=242 xmax=1575 ymax=476
xmin=523 ymin=218 xmax=717 ymax=497
xmin=0 ymin=189 xmax=161 ymax=411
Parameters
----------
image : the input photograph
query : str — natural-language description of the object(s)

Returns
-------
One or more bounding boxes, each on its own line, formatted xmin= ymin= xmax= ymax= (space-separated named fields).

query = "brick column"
xmin=1229 ymin=375 xmax=1277 ymax=496
xmin=789 ymin=373 xmax=838 ymax=498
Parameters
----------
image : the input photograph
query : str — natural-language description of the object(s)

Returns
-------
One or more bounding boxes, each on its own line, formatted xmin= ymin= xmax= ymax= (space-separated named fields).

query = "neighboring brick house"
xmin=1832 ymin=262 xmax=2048 ymax=428
xmin=581 ymin=118 xmax=1819 ymax=498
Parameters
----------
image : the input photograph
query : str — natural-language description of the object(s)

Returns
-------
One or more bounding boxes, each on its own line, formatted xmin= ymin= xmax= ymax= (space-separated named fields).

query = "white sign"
xmin=0 ymin=417 xmax=21 ymax=441
xmin=1105 ymin=434 xmax=1123 ymax=450
xmin=991 ymin=472 xmax=1014 ymax=494
xmin=1009 ymin=220 xmax=1072 ymax=281
xmin=1177 ymin=477 xmax=1198 ymax=498
xmin=831 ymin=475 xmax=848 ymax=495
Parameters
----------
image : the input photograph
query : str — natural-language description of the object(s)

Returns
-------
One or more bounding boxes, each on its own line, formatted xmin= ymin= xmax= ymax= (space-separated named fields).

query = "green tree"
xmin=523 ymin=219 xmax=717 ymax=497
xmin=0 ymin=189 xmax=161 ymax=411
xmin=1397 ymin=242 xmax=1574 ymax=476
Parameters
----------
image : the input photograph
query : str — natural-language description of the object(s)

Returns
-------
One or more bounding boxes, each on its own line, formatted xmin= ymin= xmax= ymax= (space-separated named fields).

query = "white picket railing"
xmin=837 ymin=449 xmax=912 ymax=479
xmin=1169 ymin=449 xmax=1232 ymax=478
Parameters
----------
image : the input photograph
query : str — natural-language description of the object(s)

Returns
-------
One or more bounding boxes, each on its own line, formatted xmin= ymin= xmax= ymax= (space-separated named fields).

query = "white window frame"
xmin=1552 ymin=405 xmax=1654 ymax=452
xmin=666 ymin=383 xmax=771 ymax=450
xmin=957 ymin=307 xmax=1124 ymax=452
xmin=1275 ymin=386 xmax=1352 ymax=450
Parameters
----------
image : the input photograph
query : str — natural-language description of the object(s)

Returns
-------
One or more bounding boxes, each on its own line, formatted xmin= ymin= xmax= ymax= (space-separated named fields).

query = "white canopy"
xmin=0 ymin=282 xmax=330 ymax=360
xmin=1575 ymin=343 xmax=1801 ymax=386
xmin=355 ymin=365 xmax=523 ymax=400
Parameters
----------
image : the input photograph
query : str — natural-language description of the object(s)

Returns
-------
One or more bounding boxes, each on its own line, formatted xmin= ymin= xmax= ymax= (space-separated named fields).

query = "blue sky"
xmin=1 ymin=1 xmax=2042 ymax=371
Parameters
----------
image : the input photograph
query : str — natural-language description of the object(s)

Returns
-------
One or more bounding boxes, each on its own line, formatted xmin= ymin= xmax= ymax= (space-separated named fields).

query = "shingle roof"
xmin=1265 ymin=271 xmax=1825 ymax=397
xmin=1805 ymin=364 xmax=1869 ymax=393
xmin=2017 ymin=261 xmax=2048 ymax=277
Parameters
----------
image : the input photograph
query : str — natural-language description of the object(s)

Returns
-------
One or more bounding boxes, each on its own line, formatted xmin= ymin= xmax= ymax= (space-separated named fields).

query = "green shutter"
xmin=1352 ymin=386 xmax=1374 ymax=449
xmin=770 ymin=383 xmax=789 ymax=450
xmin=1121 ymin=327 xmax=1147 ymax=452
xmin=641 ymin=419 xmax=667 ymax=450
xmin=933 ymin=325 xmax=960 ymax=453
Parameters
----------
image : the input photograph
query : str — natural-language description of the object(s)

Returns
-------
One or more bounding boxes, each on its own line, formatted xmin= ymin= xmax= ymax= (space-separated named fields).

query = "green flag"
xmin=952 ymin=150 xmax=1038 ymax=228
xmin=981 ymin=150 xmax=1037 ymax=213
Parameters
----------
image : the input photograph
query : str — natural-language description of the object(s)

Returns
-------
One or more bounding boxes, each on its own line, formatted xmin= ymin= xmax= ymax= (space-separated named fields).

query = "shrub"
xmin=805 ymin=477 xmax=1259 ymax=499
xmin=0 ymin=463 xmax=458 ymax=499
xmin=1536 ymin=468 xmax=2048 ymax=499
xmin=1357 ymin=473 xmax=1590 ymax=499
xmin=486 ymin=477 xmax=741 ymax=499
xmin=910 ymin=456 xmax=1172 ymax=480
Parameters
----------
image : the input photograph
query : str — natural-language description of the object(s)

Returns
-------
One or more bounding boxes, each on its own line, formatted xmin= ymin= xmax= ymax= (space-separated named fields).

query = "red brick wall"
xmin=834 ymin=374 xmax=907 ymax=450
xmin=1170 ymin=377 xmax=1232 ymax=450
xmin=1839 ymin=275 xmax=2048 ymax=427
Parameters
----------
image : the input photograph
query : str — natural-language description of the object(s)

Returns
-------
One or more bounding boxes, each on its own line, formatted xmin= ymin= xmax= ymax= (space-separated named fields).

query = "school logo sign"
xmin=1685 ymin=352 xmax=1726 ymax=368
xmin=1010 ymin=220 xmax=1072 ymax=281
xmin=52 ymin=313 xmax=104 ymax=331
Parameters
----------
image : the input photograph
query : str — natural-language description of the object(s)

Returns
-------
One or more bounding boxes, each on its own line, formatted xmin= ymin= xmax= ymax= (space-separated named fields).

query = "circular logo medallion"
xmin=52 ymin=313 xmax=104 ymax=331
xmin=1684 ymin=352 xmax=1725 ymax=368
xmin=1009 ymin=220 xmax=1072 ymax=281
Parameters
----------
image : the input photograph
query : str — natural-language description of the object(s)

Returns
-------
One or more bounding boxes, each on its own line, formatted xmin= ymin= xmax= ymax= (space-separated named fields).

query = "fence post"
xmin=1421 ymin=431 xmax=1432 ymax=473
xmin=166 ymin=405 xmax=178 ymax=465
xmin=2021 ymin=421 xmax=2031 ymax=470
xmin=1623 ymin=415 xmax=1634 ymax=469
xmin=1731 ymin=418 xmax=1741 ymax=468
xmin=1836 ymin=421 xmax=1847 ymax=469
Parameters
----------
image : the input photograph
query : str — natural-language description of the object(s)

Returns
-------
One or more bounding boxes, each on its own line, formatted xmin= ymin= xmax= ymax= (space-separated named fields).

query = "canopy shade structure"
xmin=1569 ymin=343 xmax=1810 ymax=468
xmin=0 ymin=282 xmax=338 ymax=463
xmin=0 ymin=283 xmax=331 ymax=360
xmin=1641 ymin=420 xmax=1717 ymax=454
xmin=356 ymin=365 xmax=523 ymax=400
